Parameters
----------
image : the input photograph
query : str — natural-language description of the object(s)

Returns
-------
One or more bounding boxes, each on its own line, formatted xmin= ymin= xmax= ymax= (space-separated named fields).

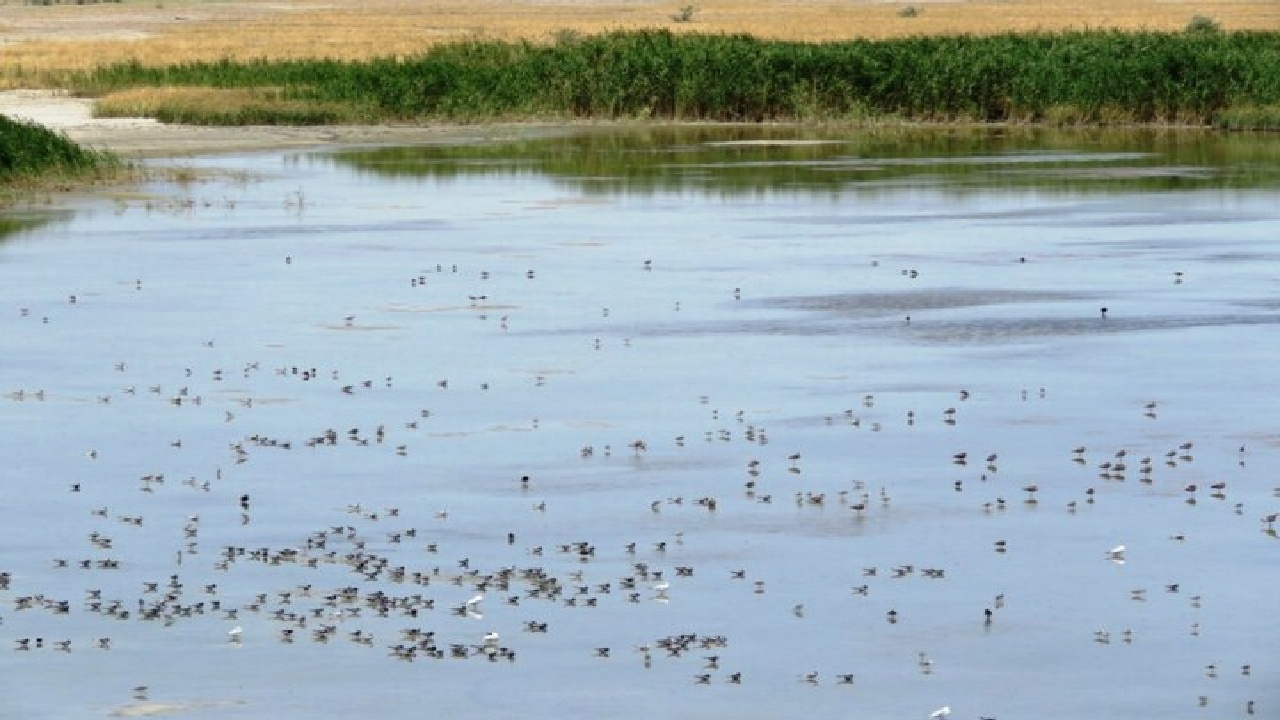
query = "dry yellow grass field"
xmin=0 ymin=0 xmax=1276 ymax=76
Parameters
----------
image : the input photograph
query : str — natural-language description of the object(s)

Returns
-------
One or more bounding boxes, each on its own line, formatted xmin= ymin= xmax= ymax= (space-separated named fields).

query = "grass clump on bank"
xmin=1213 ymin=104 xmax=1280 ymax=131
xmin=0 ymin=114 xmax=126 ymax=202
xmin=70 ymin=29 xmax=1280 ymax=128
xmin=95 ymin=87 xmax=363 ymax=125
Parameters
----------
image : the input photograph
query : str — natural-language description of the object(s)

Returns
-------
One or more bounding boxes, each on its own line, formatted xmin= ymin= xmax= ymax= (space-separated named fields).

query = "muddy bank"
xmin=0 ymin=89 xmax=590 ymax=158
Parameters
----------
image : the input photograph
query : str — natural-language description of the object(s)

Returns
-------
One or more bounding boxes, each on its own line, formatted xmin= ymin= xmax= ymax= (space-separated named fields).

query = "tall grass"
xmin=0 ymin=114 xmax=128 ymax=204
xmin=6 ymin=0 xmax=1280 ymax=75
xmin=1214 ymin=104 xmax=1280 ymax=131
xmin=0 ymin=114 xmax=114 ymax=182
xmin=72 ymin=30 xmax=1280 ymax=127
xmin=94 ymin=87 xmax=360 ymax=125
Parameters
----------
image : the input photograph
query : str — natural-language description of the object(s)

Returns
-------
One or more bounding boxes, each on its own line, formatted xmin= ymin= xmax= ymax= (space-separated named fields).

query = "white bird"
xmin=228 ymin=625 xmax=243 ymax=640
xmin=1108 ymin=545 xmax=1126 ymax=563
xmin=465 ymin=594 xmax=484 ymax=607
xmin=930 ymin=707 xmax=951 ymax=719
xmin=483 ymin=631 xmax=500 ymax=645
xmin=653 ymin=581 xmax=670 ymax=594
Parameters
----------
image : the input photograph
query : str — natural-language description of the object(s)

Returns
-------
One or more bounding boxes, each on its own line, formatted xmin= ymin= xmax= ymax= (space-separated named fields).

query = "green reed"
xmin=70 ymin=30 xmax=1280 ymax=128
xmin=0 ymin=114 xmax=115 ymax=182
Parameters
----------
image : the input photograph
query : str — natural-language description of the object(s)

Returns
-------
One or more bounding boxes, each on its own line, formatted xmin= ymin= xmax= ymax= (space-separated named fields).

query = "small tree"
xmin=1186 ymin=15 xmax=1221 ymax=33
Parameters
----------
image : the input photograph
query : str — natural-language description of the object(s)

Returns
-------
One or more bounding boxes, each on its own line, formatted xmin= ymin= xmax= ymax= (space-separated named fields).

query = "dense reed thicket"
xmin=0 ymin=114 xmax=114 ymax=183
xmin=75 ymin=30 xmax=1280 ymax=128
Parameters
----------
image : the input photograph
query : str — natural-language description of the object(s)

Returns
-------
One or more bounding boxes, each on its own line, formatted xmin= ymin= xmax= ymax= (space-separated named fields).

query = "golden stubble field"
xmin=0 ymin=0 xmax=1277 ymax=74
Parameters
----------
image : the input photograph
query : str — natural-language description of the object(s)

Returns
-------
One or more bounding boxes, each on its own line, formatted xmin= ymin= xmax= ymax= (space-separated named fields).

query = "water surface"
xmin=1 ymin=127 xmax=1277 ymax=720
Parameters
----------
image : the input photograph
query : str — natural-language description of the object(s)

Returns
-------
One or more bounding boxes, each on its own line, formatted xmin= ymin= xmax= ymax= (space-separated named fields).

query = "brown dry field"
xmin=1 ymin=0 xmax=1277 ymax=74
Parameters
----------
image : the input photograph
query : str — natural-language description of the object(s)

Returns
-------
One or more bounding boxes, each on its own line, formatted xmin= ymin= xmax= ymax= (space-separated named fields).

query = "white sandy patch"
xmin=0 ymin=89 xmax=801 ymax=159
xmin=0 ymin=89 xmax=157 ymax=130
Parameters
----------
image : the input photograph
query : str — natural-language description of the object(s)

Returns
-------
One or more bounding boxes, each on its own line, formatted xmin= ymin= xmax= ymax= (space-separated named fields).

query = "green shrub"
xmin=1186 ymin=16 xmax=1220 ymax=33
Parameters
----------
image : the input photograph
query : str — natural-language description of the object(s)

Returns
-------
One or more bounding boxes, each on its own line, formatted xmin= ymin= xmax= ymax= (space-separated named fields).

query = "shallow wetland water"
xmin=2 ymin=127 xmax=1278 ymax=719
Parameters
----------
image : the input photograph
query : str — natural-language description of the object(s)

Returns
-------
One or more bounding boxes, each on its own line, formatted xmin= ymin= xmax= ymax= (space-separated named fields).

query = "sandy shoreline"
xmin=0 ymin=89 xmax=580 ymax=158
xmin=0 ymin=88 xmax=1231 ymax=163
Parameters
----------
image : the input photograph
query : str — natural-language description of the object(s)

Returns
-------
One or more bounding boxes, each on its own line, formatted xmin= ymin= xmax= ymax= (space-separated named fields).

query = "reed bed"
xmin=76 ymin=30 xmax=1280 ymax=128
xmin=1213 ymin=104 xmax=1280 ymax=131
xmin=2 ymin=0 xmax=1278 ymax=78
xmin=0 ymin=114 xmax=113 ymax=180
xmin=0 ymin=114 xmax=127 ymax=201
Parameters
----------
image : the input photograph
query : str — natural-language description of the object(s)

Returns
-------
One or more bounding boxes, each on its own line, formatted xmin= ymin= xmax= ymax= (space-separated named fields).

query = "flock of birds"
xmin=2 ymin=180 xmax=1276 ymax=720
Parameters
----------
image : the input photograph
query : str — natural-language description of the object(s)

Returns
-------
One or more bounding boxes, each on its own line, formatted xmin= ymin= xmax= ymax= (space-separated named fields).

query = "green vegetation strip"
xmin=0 ymin=114 xmax=126 ymax=204
xmin=72 ymin=30 xmax=1280 ymax=128
xmin=0 ymin=114 xmax=114 ymax=180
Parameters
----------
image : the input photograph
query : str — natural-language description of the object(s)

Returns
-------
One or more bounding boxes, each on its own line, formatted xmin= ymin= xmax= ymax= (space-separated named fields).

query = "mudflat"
xmin=0 ymin=88 xmax=622 ymax=157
